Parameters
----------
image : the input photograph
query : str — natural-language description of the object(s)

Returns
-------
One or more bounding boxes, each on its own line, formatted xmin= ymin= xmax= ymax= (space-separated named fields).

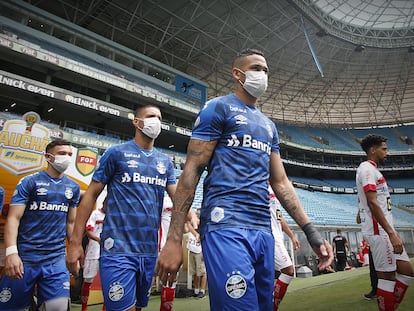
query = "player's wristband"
xmin=301 ymin=223 xmax=324 ymax=249
xmin=5 ymin=245 xmax=18 ymax=256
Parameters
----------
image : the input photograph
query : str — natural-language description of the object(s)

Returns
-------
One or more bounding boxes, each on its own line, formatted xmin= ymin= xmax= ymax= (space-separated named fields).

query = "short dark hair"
xmin=134 ymin=104 xmax=160 ymax=118
xmin=360 ymin=134 xmax=387 ymax=154
xmin=233 ymin=48 xmax=265 ymax=68
xmin=45 ymin=138 xmax=71 ymax=153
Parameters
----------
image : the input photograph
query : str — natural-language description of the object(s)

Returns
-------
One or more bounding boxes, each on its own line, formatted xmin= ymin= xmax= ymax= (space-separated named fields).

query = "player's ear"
xmin=132 ymin=117 xmax=141 ymax=128
xmin=232 ymin=67 xmax=244 ymax=81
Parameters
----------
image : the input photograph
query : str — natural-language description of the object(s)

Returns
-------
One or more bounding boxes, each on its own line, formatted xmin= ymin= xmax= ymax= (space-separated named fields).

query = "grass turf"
xmin=73 ymin=261 xmax=414 ymax=311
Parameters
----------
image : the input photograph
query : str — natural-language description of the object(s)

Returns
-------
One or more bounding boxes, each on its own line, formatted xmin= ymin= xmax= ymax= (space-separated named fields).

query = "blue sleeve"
xmin=70 ymin=184 xmax=81 ymax=209
xmin=192 ymin=98 xmax=225 ymax=141
xmin=166 ymin=159 xmax=177 ymax=185
xmin=92 ymin=147 xmax=116 ymax=184
xmin=272 ymin=124 xmax=280 ymax=154
xmin=10 ymin=175 xmax=33 ymax=206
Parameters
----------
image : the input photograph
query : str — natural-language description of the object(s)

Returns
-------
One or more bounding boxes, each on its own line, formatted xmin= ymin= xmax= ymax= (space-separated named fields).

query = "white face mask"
xmin=48 ymin=154 xmax=71 ymax=173
xmin=137 ymin=117 xmax=162 ymax=139
xmin=239 ymin=70 xmax=268 ymax=98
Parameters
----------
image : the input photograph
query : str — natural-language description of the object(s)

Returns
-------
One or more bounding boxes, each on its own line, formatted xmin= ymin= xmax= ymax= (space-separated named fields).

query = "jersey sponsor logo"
xmin=65 ymin=187 xmax=74 ymax=200
xmin=121 ymin=172 xmax=131 ymax=183
xmin=230 ymin=106 xmax=247 ymax=113
xmin=108 ymin=281 xmax=124 ymax=301
xmin=29 ymin=201 xmax=69 ymax=212
xmin=234 ymin=114 xmax=247 ymax=125
xmin=120 ymin=172 xmax=167 ymax=186
xmin=124 ymin=152 xmax=140 ymax=159
xmin=227 ymin=134 xmax=271 ymax=155
xmin=0 ymin=287 xmax=12 ymax=303
xmin=36 ymin=182 xmax=50 ymax=187
xmin=211 ymin=207 xmax=224 ymax=223
xmin=37 ymin=187 xmax=48 ymax=196
xmin=225 ymin=272 xmax=247 ymax=299
xmin=227 ymin=135 xmax=240 ymax=147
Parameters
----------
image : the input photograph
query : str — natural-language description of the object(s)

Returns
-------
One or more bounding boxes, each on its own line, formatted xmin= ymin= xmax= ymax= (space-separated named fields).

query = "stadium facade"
xmin=0 ymin=0 xmax=413 ymax=273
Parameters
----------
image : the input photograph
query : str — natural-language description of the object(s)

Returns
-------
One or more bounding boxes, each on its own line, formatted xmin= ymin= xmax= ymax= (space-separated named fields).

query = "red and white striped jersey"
xmin=356 ymin=160 xmax=393 ymax=236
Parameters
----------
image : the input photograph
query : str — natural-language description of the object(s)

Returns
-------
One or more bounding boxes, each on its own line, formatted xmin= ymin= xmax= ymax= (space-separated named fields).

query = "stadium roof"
xmin=19 ymin=0 xmax=414 ymax=127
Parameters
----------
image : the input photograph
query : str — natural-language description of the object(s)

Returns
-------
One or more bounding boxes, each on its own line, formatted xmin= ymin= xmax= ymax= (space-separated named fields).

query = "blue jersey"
xmin=93 ymin=140 xmax=176 ymax=257
xmin=192 ymin=94 xmax=280 ymax=235
xmin=10 ymin=171 xmax=80 ymax=265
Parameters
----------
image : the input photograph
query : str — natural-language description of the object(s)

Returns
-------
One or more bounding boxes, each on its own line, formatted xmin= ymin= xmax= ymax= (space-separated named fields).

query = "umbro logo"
xmin=234 ymin=114 xmax=247 ymax=125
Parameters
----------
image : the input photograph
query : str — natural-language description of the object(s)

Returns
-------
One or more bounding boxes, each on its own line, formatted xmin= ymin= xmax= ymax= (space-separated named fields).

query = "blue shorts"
xmin=202 ymin=228 xmax=275 ymax=311
xmin=0 ymin=257 xmax=70 ymax=310
xmin=100 ymin=255 xmax=157 ymax=311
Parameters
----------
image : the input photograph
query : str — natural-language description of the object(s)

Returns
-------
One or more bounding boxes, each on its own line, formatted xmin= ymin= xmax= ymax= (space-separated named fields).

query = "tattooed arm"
xmin=156 ymin=138 xmax=217 ymax=284
xmin=269 ymin=152 xmax=333 ymax=270
xmin=269 ymin=153 xmax=310 ymax=226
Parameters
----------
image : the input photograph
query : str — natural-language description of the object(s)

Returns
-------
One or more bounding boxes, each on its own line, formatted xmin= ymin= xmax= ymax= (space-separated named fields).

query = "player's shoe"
xmin=196 ymin=292 xmax=206 ymax=299
xmin=363 ymin=291 xmax=377 ymax=300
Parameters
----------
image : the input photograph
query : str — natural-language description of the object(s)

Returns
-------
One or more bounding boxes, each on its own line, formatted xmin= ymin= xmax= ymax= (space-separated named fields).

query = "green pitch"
xmin=73 ymin=259 xmax=414 ymax=311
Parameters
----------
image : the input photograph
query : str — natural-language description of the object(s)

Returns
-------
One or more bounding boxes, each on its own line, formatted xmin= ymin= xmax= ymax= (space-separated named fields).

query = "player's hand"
xmin=313 ymin=240 xmax=334 ymax=271
xmin=292 ymin=238 xmax=300 ymax=250
xmin=66 ymin=242 xmax=85 ymax=277
xmin=156 ymin=240 xmax=183 ymax=285
xmin=195 ymin=232 xmax=201 ymax=243
xmin=188 ymin=212 xmax=198 ymax=231
xmin=389 ymin=231 xmax=403 ymax=254
xmin=4 ymin=253 xmax=24 ymax=279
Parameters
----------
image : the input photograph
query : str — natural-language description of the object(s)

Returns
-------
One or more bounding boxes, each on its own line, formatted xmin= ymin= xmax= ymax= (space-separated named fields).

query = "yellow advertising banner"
xmin=0 ymin=111 xmax=103 ymax=304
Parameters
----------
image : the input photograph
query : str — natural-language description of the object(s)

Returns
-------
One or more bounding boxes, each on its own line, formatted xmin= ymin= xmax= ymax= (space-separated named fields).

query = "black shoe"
xmin=196 ymin=292 xmax=206 ymax=299
xmin=364 ymin=291 xmax=377 ymax=300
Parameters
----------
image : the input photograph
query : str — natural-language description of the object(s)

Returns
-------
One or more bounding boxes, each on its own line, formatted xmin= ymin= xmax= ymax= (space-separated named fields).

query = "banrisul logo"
xmin=76 ymin=148 xmax=98 ymax=176
xmin=227 ymin=134 xmax=271 ymax=155
xmin=0 ymin=111 xmax=50 ymax=175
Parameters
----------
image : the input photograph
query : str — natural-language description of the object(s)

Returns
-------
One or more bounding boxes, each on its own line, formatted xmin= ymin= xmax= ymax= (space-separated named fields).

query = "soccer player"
xmin=81 ymin=197 xmax=106 ymax=311
xmin=67 ymin=105 xmax=183 ymax=311
xmin=186 ymin=212 xmax=207 ymax=299
xmin=156 ymin=48 xmax=333 ymax=311
xmin=269 ymin=187 xmax=300 ymax=311
xmin=360 ymin=239 xmax=370 ymax=266
xmin=0 ymin=139 xmax=80 ymax=310
xmin=357 ymin=209 xmax=378 ymax=300
xmin=332 ymin=229 xmax=350 ymax=271
xmin=158 ymin=191 xmax=198 ymax=310
xmin=356 ymin=134 xmax=413 ymax=311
